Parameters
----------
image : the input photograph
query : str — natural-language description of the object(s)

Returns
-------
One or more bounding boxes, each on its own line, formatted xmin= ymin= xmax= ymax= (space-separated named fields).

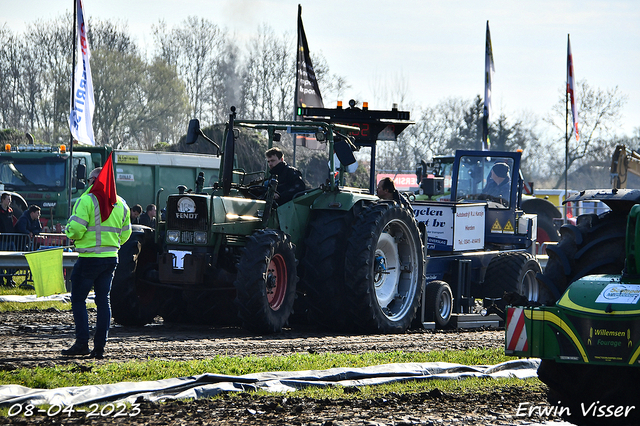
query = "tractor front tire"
xmin=344 ymin=202 xmax=424 ymax=333
xmin=234 ymin=230 xmax=297 ymax=334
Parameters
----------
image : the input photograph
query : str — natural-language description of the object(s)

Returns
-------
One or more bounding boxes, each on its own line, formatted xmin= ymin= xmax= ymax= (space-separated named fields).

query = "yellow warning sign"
xmin=491 ymin=219 xmax=502 ymax=233
xmin=117 ymin=155 xmax=139 ymax=164
xmin=503 ymin=220 xmax=515 ymax=234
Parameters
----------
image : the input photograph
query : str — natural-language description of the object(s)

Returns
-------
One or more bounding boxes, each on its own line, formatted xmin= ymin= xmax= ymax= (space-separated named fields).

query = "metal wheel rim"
xmin=266 ymin=254 xmax=287 ymax=311
xmin=438 ymin=289 xmax=452 ymax=320
xmin=374 ymin=218 xmax=419 ymax=321
xmin=521 ymin=267 xmax=540 ymax=301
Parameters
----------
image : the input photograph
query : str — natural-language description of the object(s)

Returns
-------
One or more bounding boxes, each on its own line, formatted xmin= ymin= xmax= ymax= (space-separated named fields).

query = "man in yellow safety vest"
xmin=62 ymin=161 xmax=131 ymax=359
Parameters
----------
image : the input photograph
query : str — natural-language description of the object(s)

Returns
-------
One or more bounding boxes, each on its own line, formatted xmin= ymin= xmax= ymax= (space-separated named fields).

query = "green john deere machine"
xmin=110 ymin=105 xmax=424 ymax=335
xmin=506 ymin=200 xmax=640 ymax=425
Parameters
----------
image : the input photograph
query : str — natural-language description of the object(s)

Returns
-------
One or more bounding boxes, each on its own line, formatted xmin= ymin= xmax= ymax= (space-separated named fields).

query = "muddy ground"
xmin=1 ymin=309 xmax=571 ymax=425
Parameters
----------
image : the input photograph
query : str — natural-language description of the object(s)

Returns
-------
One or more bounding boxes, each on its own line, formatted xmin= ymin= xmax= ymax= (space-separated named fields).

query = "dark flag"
xmin=295 ymin=4 xmax=324 ymax=149
xmin=482 ymin=20 xmax=495 ymax=151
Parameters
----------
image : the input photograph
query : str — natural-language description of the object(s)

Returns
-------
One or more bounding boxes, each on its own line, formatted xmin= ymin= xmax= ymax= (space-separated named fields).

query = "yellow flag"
xmin=25 ymin=248 xmax=66 ymax=297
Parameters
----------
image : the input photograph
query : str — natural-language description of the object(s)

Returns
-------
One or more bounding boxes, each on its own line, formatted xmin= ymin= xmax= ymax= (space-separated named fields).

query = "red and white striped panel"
xmin=506 ymin=307 xmax=529 ymax=352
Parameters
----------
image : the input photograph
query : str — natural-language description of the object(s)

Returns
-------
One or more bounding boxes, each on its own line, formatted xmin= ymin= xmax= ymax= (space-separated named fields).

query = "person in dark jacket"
xmin=0 ymin=193 xmax=15 ymax=235
xmin=15 ymin=205 xmax=42 ymax=238
xmin=139 ymin=204 xmax=156 ymax=228
xmin=0 ymin=193 xmax=16 ymax=286
xmin=130 ymin=204 xmax=142 ymax=224
xmin=481 ymin=162 xmax=511 ymax=203
xmin=376 ymin=177 xmax=412 ymax=210
xmin=265 ymin=147 xmax=305 ymax=205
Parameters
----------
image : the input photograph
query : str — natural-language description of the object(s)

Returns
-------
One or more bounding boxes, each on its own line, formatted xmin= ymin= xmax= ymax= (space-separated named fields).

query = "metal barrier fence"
xmin=0 ymin=232 xmax=72 ymax=287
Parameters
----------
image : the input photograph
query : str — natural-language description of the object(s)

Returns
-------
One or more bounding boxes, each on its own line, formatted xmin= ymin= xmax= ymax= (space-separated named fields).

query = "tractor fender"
xmin=565 ymin=188 xmax=640 ymax=215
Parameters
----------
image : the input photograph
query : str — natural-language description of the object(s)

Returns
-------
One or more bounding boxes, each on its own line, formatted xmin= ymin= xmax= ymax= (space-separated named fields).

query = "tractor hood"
xmin=557 ymin=275 xmax=640 ymax=316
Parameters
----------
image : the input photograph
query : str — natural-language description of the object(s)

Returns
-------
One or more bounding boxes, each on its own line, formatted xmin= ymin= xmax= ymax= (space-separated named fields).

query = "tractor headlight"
xmin=166 ymin=230 xmax=180 ymax=243
xmin=194 ymin=231 xmax=207 ymax=244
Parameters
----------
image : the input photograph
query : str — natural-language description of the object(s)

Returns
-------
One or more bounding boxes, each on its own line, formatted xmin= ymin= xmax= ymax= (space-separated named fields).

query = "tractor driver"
xmin=481 ymin=162 xmax=511 ymax=203
xmin=265 ymin=147 xmax=305 ymax=205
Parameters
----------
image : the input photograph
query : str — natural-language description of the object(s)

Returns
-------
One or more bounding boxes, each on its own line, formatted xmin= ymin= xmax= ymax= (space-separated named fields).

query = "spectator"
xmin=0 ymin=193 xmax=16 ymax=287
xmin=130 ymin=204 xmax=142 ymax=224
xmin=15 ymin=205 xmax=42 ymax=238
xmin=139 ymin=204 xmax=156 ymax=228
xmin=0 ymin=193 xmax=15 ymax=234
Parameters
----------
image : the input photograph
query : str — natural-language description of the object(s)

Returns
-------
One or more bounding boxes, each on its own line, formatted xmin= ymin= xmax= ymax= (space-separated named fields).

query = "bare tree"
xmin=240 ymin=25 xmax=295 ymax=121
xmin=153 ymin=17 xmax=225 ymax=123
xmin=545 ymin=79 xmax=628 ymax=188
xmin=26 ymin=14 xmax=73 ymax=144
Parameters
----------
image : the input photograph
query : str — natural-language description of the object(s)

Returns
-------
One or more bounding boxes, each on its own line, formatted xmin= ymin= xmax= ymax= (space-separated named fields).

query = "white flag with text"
xmin=69 ymin=0 xmax=95 ymax=145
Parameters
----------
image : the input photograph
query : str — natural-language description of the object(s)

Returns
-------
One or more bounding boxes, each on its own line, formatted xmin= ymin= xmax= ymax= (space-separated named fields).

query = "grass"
xmin=0 ymin=279 xmax=95 ymax=312
xmin=0 ymin=348 xmax=520 ymax=388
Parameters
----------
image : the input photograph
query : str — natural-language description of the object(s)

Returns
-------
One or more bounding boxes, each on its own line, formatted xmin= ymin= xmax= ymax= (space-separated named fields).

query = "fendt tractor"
xmin=0 ymin=143 xmax=220 ymax=230
xmin=111 ymin=105 xmax=424 ymax=334
xmin=111 ymin=102 xmax=546 ymax=334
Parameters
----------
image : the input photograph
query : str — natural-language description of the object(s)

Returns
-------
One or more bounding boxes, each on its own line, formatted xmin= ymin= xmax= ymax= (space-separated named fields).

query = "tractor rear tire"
xmin=344 ymin=202 xmax=424 ymax=333
xmin=424 ymin=280 xmax=453 ymax=328
xmin=537 ymin=210 xmax=627 ymax=301
xmin=234 ymin=230 xmax=297 ymax=334
xmin=483 ymin=251 xmax=545 ymax=309
xmin=111 ymin=230 xmax=160 ymax=326
xmin=300 ymin=210 xmax=354 ymax=331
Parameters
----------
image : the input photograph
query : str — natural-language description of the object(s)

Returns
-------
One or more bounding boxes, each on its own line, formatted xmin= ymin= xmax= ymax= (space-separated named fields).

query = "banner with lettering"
xmin=69 ymin=0 xmax=96 ymax=145
xmin=295 ymin=4 xmax=324 ymax=149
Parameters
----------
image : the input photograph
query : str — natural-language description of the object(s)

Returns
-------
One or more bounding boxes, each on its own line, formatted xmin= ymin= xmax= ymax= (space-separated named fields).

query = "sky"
xmin=2 ymin=0 xmax=639 ymax=136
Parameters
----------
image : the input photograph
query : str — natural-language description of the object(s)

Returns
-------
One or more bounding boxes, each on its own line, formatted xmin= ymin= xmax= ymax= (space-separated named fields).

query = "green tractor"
xmin=506 ymin=192 xmax=640 ymax=425
xmin=110 ymin=106 xmax=424 ymax=334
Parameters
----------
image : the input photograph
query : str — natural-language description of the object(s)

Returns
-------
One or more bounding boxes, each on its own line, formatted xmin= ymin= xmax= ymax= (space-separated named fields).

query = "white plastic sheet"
xmin=0 ymin=359 xmax=540 ymax=407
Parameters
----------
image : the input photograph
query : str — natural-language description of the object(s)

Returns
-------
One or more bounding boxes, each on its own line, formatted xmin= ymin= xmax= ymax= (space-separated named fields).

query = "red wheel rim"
xmin=266 ymin=254 xmax=287 ymax=310
xmin=537 ymin=227 xmax=551 ymax=254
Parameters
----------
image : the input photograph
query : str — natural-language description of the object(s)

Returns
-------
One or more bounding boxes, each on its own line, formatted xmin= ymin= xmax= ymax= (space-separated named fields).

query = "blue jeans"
xmin=70 ymin=257 xmax=118 ymax=350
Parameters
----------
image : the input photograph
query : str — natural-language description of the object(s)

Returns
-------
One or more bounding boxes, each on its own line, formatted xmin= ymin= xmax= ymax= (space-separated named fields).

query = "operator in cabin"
xmin=481 ymin=162 xmax=511 ymax=202
xmin=265 ymin=147 xmax=305 ymax=205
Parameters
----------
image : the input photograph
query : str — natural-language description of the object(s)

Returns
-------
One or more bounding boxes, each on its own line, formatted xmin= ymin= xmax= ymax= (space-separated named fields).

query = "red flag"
xmin=567 ymin=35 xmax=579 ymax=141
xmin=89 ymin=153 xmax=117 ymax=221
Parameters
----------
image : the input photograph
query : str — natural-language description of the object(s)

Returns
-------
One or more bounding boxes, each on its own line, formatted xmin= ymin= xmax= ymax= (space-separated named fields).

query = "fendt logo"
xmin=175 ymin=197 xmax=198 ymax=219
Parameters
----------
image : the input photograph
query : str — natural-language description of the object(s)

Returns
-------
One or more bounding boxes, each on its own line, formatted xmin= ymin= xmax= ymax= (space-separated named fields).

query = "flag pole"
xmin=564 ymin=34 xmax=569 ymax=223
xmin=292 ymin=5 xmax=302 ymax=167
xmin=68 ymin=0 xmax=77 ymax=221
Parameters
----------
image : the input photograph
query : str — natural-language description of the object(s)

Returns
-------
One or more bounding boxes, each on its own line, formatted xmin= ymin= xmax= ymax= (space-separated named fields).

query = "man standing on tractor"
xmin=265 ymin=147 xmax=305 ymax=205
xmin=377 ymin=177 xmax=412 ymax=210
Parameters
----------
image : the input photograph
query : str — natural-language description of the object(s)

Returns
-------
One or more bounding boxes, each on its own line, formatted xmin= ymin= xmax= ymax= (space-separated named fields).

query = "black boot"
xmin=61 ymin=342 xmax=90 ymax=356
xmin=89 ymin=348 xmax=104 ymax=360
